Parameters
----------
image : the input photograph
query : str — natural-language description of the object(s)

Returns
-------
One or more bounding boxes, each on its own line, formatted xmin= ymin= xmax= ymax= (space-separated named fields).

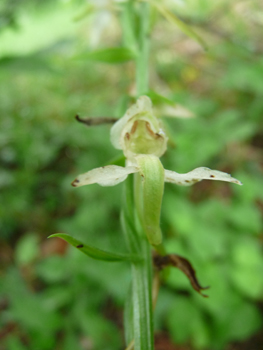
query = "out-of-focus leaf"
xmin=62 ymin=329 xmax=82 ymax=350
xmin=146 ymin=90 xmax=175 ymax=106
xmin=167 ymin=297 xmax=206 ymax=344
xmin=146 ymin=91 xmax=195 ymax=118
xmin=36 ymin=256 xmax=71 ymax=283
xmin=73 ymin=3 xmax=95 ymax=22
xmin=106 ymin=153 xmax=126 ymax=167
xmin=227 ymin=302 xmax=262 ymax=340
xmin=41 ymin=286 xmax=73 ymax=310
xmin=228 ymin=203 xmax=261 ymax=234
xmin=49 ymin=233 xmax=141 ymax=262
xmin=152 ymin=2 xmax=207 ymax=50
xmin=15 ymin=233 xmax=39 ymax=266
xmin=3 ymin=270 xmax=61 ymax=350
xmin=75 ymin=47 xmax=137 ymax=64
xmin=0 ymin=54 xmax=54 ymax=71
xmin=220 ymin=61 xmax=263 ymax=94
xmin=77 ymin=309 xmax=122 ymax=349
xmin=229 ymin=237 xmax=263 ymax=299
xmin=4 ymin=336 xmax=28 ymax=350
xmin=159 ymin=104 xmax=195 ymax=118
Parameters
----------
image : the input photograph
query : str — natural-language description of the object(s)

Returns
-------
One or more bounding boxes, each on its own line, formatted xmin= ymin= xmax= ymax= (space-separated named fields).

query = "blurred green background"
xmin=1 ymin=0 xmax=263 ymax=349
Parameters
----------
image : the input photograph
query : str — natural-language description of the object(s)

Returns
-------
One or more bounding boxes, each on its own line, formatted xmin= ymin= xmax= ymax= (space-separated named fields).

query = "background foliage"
xmin=0 ymin=0 xmax=263 ymax=349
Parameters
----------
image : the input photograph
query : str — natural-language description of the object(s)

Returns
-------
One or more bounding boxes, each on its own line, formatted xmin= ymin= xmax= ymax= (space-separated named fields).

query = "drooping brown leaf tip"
xmin=75 ymin=115 xmax=118 ymax=126
xmin=153 ymin=253 xmax=209 ymax=298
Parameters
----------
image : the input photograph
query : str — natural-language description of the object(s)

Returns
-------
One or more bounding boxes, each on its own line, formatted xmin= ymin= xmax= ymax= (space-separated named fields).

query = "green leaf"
xmin=227 ymin=302 xmax=262 ymax=340
xmin=15 ymin=233 xmax=39 ymax=266
xmin=167 ymin=296 xmax=204 ymax=344
xmin=229 ymin=237 xmax=263 ymax=298
xmin=146 ymin=90 xmax=195 ymax=118
xmin=48 ymin=233 xmax=141 ymax=262
xmin=36 ymin=256 xmax=70 ymax=282
xmin=0 ymin=55 xmax=54 ymax=72
xmin=5 ymin=336 xmax=28 ymax=350
xmin=153 ymin=3 xmax=207 ymax=50
xmin=146 ymin=90 xmax=175 ymax=106
xmin=75 ymin=47 xmax=137 ymax=64
xmin=73 ymin=3 xmax=95 ymax=22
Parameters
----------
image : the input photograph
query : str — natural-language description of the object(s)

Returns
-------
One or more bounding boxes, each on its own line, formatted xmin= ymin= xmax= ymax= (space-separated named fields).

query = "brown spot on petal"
xmin=125 ymin=132 xmax=130 ymax=140
xmin=71 ymin=179 xmax=79 ymax=187
xmin=131 ymin=120 xmax=138 ymax=134
xmin=145 ymin=121 xmax=161 ymax=139
xmin=210 ymin=175 xmax=215 ymax=178
xmin=165 ymin=178 xmax=173 ymax=182
xmin=145 ymin=121 xmax=155 ymax=135
xmin=185 ymin=180 xmax=190 ymax=183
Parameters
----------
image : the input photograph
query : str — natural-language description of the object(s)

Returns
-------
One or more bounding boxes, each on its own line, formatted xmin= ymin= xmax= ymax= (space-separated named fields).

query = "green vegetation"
xmin=0 ymin=1 xmax=263 ymax=349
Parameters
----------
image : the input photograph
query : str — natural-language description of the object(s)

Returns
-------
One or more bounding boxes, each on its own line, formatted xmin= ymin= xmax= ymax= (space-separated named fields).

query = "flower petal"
xmin=71 ymin=165 xmax=139 ymax=187
xmin=164 ymin=167 xmax=242 ymax=186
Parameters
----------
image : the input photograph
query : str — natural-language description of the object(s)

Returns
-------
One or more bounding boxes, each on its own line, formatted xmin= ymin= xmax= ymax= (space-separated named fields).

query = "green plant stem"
xmin=133 ymin=2 xmax=154 ymax=348
xmin=136 ymin=2 xmax=150 ymax=96
xmin=121 ymin=2 xmax=154 ymax=349
xmin=131 ymin=242 xmax=153 ymax=350
xmin=122 ymin=175 xmax=154 ymax=350
xmin=133 ymin=173 xmax=154 ymax=350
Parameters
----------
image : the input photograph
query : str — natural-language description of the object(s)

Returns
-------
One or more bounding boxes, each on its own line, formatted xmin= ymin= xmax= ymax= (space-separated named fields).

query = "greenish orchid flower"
xmin=72 ymin=96 xmax=242 ymax=246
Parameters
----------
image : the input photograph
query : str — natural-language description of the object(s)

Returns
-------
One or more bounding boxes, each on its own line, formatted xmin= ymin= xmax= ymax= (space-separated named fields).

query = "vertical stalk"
xmin=122 ymin=175 xmax=154 ymax=350
xmin=133 ymin=2 xmax=153 ymax=349
xmin=131 ymin=240 xmax=153 ymax=350
xmin=121 ymin=2 xmax=153 ymax=350
xmin=132 ymin=174 xmax=154 ymax=350
xmin=136 ymin=2 xmax=150 ymax=96
xmin=121 ymin=0 xmax=154 ymax=350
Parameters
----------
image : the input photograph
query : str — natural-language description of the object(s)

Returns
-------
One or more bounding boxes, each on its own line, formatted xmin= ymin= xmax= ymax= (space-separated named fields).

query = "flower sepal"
xmin=71 ymin=164 xmax=138 ymax=187
xmin=164 ymin=167 xmax=242 ymax=186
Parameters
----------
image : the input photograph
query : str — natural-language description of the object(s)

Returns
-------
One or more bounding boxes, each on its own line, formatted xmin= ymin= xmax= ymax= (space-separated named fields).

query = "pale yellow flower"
xmin=72 ymin=96 xmax=242 ymax=188
xmin=72 ymin=96 xmax=242 ymax=245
